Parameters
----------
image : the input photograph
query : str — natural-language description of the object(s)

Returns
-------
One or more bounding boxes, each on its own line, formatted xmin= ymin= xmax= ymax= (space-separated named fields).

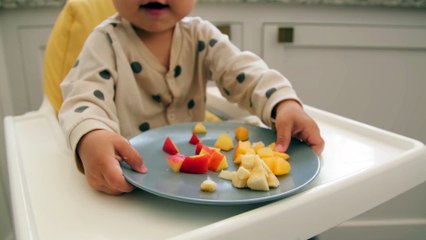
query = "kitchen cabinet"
xmin=258 ymin=6 xmax=426 ymax=240
xmin=195 ymin=4 xmax=426 ymax=142
xmin=262 ymin=22 xmax=426 ymax=144
xmin=0 ymin=7 xmax=58 ymax=115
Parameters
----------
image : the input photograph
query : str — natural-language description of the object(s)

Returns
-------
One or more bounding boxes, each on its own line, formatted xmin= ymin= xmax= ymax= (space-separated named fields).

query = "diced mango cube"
xmin=256 ymin=147 xmax=274 ymax=158
xmin=267 ymin=142 xmax=276 ymax=150
xmin=193 ymin=122 xmax=207 ymax=133
xmin=214 ymin=133 xmax=234 ymax=151
xmin=274 ymin=157 xmax=291 ymax=175
xmin=234 ymin=126 xmax=249 ymax=141
xmin=234 ymin=141 xmax=255 ymax=164
xmin=261 ymin=157 xmax=276 ymax=171
xmin=274 ymin=151 xmax=290 ymax=160
xmin=252 ymin=141 xmax=265 ymax=152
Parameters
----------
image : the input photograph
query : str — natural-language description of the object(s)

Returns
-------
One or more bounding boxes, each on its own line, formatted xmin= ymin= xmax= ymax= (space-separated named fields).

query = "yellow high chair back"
xmin=43 ymin=0 xmax=221 ymax=121
xmin=43 ymin=0 xmax=116 ymax=113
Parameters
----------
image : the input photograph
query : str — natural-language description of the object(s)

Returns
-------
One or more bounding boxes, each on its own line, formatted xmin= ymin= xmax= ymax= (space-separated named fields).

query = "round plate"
xmin=121 ymin=122 xmax=320 ymax=205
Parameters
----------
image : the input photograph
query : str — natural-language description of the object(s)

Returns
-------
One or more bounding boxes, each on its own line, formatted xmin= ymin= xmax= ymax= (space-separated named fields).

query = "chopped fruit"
xmin=218 ymin=170 xmax=235 ymax=181
xmin=252 ymin=141 xmax=265 ymax=152
xmin=221 ymin=154 xmax=280 ymax=191
xmin=240 ymin=154 xmax=256 ymax=169
xmin=205 ymin=110 xmax=222 ymax=122
xmin=200 ymin=179 xmax=217 ymax=192
xmin=273 ymin=157 xmax=291 ymax=175
xmin=166 ymin=154 xmax=186 ymax=173
xmin=214 ymin=133 xmax=234 ymax=151
xmin=274 ymin=151 xmax=290 ymax=160
xmin=180 ymin=154 xmax=209 ymax=174
xmin=191 ymin=144 xmax=229 ymax=172
xmin=189 ymin=133 xmax=200 ymax=145
xmin=193 ymin=122 xmax=207 ymax=134
xmin=232 ymin=175 xmax=248 ymax=188
xmin=258 ymin=159 xmax=273 ymax=175
xmin=236 ymin=166 xmax=251 ymax=180
xmin=256 ymin=147 xmax=274 ymax=158
xmin=233 ymin=141 xmax=252 ymax=163
xmin=216 ymin=155 xmax=229 ymax=171
xmin=234 ymin=126 xmax=249 ymax=141
xmin=232 ymin=140 xmax=291 ymax=176
xmin=266 ymin=172 xmax=280 ymax=188
xmin=261 ymin=157 xmax=276 ymax=171
xmin=199 ymin=144 xmax=215 ymax=155
xmin=195 ymin=143 xmax=203 ymax=155
xmin=162 ymin=137 xmax=179 ymax=155
xmin=207 ymin=150 xmax=225 ymax=172
xmin=247 ymin=171 xmax=269 ymax=191
xmin=258 ymin=159 xmax=279 ymax=187
xmin=162 ymin=126 xmax=291 ymax=192
xmin=267 ymin=142 xmax=276 ymax=150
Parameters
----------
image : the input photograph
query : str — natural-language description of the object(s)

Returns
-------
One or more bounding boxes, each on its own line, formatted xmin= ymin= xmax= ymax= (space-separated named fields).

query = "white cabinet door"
xmin=263 ymin=23 xmax=426 ymax=143
xmin=19 ymin=27 xmax=52 ymax=110
xmin=0 ymin=8 xmax=59 ymax=114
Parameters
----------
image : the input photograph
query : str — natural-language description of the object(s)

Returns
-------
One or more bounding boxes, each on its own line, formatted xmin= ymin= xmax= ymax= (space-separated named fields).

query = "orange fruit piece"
xmin=234 ymin=127 xmax=249 ymax=141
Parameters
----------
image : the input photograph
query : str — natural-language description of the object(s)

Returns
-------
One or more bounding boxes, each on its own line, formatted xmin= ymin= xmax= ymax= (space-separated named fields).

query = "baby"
xmin=59 ymin=0 xmax=324 ymax=195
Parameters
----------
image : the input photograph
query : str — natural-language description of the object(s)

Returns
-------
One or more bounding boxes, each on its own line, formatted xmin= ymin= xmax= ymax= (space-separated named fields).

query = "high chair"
xmin=3 ymin=0 xmax=425 ymax=239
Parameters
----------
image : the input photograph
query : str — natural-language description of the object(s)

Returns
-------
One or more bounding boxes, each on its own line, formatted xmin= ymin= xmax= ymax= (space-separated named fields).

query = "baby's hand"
xmin=77 ymin=129 xmax=147 ymax=195
xmin=273 ymin=100 xmax=325 ymax=155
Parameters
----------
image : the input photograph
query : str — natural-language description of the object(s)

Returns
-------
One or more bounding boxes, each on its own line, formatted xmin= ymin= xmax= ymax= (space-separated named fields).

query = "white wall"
xmin=0 ymin=15 xmax=15 ymax=240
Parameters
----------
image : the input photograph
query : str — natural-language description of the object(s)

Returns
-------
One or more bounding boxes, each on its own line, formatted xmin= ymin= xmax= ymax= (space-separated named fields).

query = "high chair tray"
xmin=4 ymin=93 xmax=425 ymax=239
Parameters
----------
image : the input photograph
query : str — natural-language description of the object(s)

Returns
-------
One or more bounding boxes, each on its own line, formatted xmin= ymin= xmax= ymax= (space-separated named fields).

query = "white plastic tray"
xmin=4 ymin=92 xmax=426 ymax=240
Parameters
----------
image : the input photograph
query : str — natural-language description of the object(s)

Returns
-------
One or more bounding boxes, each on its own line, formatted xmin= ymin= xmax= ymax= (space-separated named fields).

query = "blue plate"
xmin=121 ymin=122 xmax=320 ymax=205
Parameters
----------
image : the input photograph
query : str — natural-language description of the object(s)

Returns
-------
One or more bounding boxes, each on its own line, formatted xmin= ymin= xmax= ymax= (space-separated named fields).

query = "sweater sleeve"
xmin=197 ymin=19 xmax=301 ymax=128
xmin=58 ymin=29 xmax=120 ymax=153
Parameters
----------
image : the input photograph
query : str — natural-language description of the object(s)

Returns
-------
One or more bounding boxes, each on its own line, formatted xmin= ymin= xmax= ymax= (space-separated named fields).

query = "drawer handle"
xmin=216 ymin=24 xmax=231 ymax=39
xmin=278 ymin=27 xmax=294 ymax=43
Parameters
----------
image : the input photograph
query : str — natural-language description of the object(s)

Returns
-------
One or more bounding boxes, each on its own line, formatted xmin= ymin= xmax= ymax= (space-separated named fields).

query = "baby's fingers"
xmin=274 ymin=122 xmax=293 ymax=153
xmin=298 ymin=130 xmax=325 ymax=155
xmin=115 ymin=138 xmax=147 ymax=173
xmin=292 ymin=122 xmax=325 ymax=155
xmin=102 ymin=160 xmax=135 ymax=194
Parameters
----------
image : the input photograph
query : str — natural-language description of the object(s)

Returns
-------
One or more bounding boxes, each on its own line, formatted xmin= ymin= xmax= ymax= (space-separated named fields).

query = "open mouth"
xmin=140 ymin=2 xmax=169 ymax=10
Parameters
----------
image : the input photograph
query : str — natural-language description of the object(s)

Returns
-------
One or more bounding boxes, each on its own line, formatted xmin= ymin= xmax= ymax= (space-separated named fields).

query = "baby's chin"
xmin=131 ymin=23 xmax=175 ymax=36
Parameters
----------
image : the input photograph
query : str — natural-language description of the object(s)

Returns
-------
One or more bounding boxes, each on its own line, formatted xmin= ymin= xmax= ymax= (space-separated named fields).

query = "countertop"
xmin=1 ymin=0 xmax=426 ymax=9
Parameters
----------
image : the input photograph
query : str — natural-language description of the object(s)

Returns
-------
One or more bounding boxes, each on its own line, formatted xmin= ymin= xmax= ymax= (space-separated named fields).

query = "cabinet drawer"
xmin=274 ymin=24 xmax=426 ymax=49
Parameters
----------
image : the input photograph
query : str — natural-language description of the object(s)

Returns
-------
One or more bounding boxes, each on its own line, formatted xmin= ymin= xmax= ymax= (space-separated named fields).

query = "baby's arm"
xmin=59 ymin=29 xmax=146 ymax=194
xmin=198 ymin=20 xmax=324 ymax=154
xmin=77 ymin=129 xmax=147 ymax=195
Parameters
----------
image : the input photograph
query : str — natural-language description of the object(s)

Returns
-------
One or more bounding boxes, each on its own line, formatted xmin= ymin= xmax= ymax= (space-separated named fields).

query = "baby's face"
xmin=113 ymin=0 xmax=196 ymax=33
